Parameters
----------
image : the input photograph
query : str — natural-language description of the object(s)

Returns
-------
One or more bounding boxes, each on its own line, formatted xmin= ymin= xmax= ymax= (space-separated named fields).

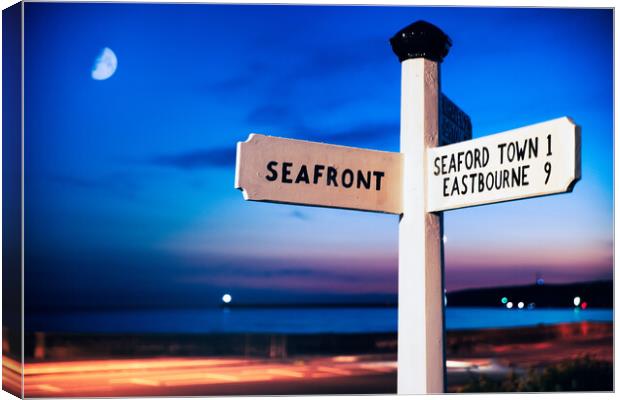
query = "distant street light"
xmin=573 ymin=296 xmax=581 ymax=307
xmin=222 ymin=294 xmax=232 ymax=304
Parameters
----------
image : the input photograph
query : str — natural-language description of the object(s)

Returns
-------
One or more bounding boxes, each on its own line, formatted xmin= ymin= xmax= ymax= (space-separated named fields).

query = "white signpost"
xmin=234 ymin=20 xmax=581 ymax=394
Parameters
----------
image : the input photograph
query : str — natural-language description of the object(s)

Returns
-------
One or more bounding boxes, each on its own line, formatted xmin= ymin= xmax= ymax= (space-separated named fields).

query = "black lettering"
xmin=478 ymin=173 xmax=485 ymax=192
xmin=507 ymin=142 xmax=515 ymax=162
xmin=327 ymin=167 xmax=338 ymax=187
xmin=434 ymin=157 xmax=441 ymax=176
xmin=295 ymin=165 xmax=310 ymax=184
xmin=486 ymin=172 xmax=494 ymax=191
xmin=282 ymin=162 xmax=293 ymax=183
xmin=516 ymin=140 xmax=527 ymax=161
xmin=450 ymin=177 xmax=461 ymax=196
xmin=461 ymin=174 xmax=468 ymax=195
xmin=449 ymin=154 xmax=457 ymax=174
xmin=443 ymin=177 xmax=450 ymax=197
xmin=466 ymin=150 xmax=474 ymax=170
xmin=495 ymin=170 xmax=503 ymax=190
xmin=357 ymin=170 xmax=371 ymax=189
xmin=497 ymin=143 xmax=507 ymax=164
xmin=522 ymin=165 xmax=530 ymax=186
xmin=373 ymin=171 xmax=385 ymax=191
xmin=511 ymin=167 xmax=520 ymax=186
xmin=342 ymin=169 xmax=354 ymax=188
xmin=313 ymin=165 xmax=325 ymax=184
xmin=266 ymin=161 xmax=278 ymax=181
xmin=529 ymin=137 xmax=538 ymax=159
xmin=469 ymin=173 xmax=477 ymax=193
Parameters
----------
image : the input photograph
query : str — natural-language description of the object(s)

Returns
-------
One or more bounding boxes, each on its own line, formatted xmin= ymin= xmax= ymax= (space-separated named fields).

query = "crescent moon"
xmin=91 ymin=47 xmax=118 ymax=81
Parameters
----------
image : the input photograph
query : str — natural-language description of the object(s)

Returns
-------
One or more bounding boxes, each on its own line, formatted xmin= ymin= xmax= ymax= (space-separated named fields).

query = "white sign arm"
xmin=427 ymin=117 xmax=581 ymax=212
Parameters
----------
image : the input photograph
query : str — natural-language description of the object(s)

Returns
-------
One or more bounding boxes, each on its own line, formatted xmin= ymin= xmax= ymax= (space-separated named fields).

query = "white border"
xmin=0 ymin=1 xmax=616 ymax=400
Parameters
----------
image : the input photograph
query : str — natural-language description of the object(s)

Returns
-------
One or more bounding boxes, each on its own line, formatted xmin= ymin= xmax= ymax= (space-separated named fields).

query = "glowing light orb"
xmin=573 ymin=296 xmax=581 ymax=307
xmin=506 ymin=302 xmax=513 ymax=309
xmin=517 ymin=302 xmax=524 ymax=309
xmin=501 ymin=297 xmax=508 ymax=304
xmin=222 ymin=294 xmax=232 ymax=304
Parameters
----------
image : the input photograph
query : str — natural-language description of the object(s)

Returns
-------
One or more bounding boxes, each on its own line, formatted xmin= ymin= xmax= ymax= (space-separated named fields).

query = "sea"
xmin=25 ymin=307 xmax=613 ymax=334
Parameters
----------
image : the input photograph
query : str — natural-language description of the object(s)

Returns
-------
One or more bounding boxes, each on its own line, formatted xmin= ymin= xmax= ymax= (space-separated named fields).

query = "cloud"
xmin=184 ymin=262 xmax=395 ymax=294
xmin=149 ymin=146 xmax=236 ymax=169
xmin=244 ymin=96 xmax=398 ymax=147
xmin=299 ymin=42 xmax=385 ymax=79
xmin=146 ymin=121 xmax=397 ymax=173
xmin=143 ymin=120 xmax=397 ymax=175
xmin=199 ymin=62 xmax=272 ymax=95
xmin=246 ymin=104 xmax=295 ymax=125
xmin=51 ymin=175 xmax=104 ymax=189
xmin=180 ymin=262 xmax=388 ymax=291
xmin=267 ymin=120 xmax=400 ymax=151
xmin=50 ymin=173 xmax=139 ymax=198
xmin=206 ymin=75 xmax=254 ymax=93
xmin=281 ymin=34 xmax=390 ymax=82
xmin=290 ymin=210 xmax=309 ymax=220
xmin=311 ymin=121 xmax=399 ymax=149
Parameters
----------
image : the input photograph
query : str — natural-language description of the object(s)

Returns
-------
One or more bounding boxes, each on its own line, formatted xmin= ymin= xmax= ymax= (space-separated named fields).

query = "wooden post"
xmin=390 ymin=21 xmax=451 ymax=394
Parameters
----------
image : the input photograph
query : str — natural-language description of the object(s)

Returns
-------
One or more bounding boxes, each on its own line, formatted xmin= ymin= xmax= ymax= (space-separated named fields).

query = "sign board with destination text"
xmin=427 ymin=117 xmax=581 ymax=212
xmin=235 ymin=134 xmax=403 ymax=214
xmin=439 ymin=93 xmax=472 ymax=146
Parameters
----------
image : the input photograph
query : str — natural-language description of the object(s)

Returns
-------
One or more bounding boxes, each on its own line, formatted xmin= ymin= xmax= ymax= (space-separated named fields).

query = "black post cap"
xmin=390 ymin=20 xmax=452 ymax=63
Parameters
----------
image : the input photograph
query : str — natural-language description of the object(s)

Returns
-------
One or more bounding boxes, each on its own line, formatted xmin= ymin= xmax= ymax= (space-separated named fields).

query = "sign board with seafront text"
xmin=235 ymin=134 xmax=403 ymax=214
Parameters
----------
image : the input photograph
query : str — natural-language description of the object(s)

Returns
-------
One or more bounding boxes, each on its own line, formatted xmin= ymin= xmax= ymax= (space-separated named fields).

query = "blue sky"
xmin=23 ymin=4 xmax=612 ymax=310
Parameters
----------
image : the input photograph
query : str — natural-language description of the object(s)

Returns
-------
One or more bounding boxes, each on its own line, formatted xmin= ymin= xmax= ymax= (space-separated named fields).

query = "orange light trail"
xmin=16 ymin=355 xmax=397 ymax=397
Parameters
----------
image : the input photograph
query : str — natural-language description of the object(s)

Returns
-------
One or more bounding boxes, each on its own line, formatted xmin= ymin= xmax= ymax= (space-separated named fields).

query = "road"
xmin=3 ymin=322 xmax=610 ymax=396
xmin=6 ymin=355 xmax=397 ymax=397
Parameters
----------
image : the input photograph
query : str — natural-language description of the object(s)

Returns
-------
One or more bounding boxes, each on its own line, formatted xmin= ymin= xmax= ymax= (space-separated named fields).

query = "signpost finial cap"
xmin=390 ymin=20 xmax=452 ymax=63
